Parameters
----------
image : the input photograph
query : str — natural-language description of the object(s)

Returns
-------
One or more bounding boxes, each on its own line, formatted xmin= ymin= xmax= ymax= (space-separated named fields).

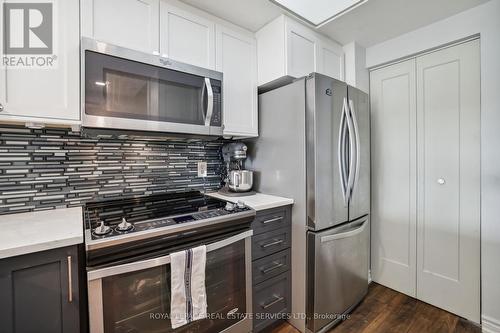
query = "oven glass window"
xmin=101 ymin=240 xmax=246 ymax=333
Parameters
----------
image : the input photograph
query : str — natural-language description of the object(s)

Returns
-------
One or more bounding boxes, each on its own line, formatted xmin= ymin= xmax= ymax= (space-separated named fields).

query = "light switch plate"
xmin=197 ymin=161 xmax=207 ymax=177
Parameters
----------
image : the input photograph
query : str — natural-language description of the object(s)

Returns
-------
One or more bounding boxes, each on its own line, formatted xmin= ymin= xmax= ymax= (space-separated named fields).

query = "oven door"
xmin=82 ymin=38 xmax=223 ymax=136
xmin=87 ymin=230 xmax=252 ymax=333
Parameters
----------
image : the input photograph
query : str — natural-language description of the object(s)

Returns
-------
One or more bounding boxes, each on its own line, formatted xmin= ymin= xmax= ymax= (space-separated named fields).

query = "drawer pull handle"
xmin=261 ymin=239 xmax=284 ymax=248
xmin=67 ymin=256 xmax=73 ymax=303
xmin=262 ymin=216 xmax=283 ymax=225
xmin=262 ymin=295 xmax=285 ymax=309
xmin=261 ymin=262 xmax=284 ymax=274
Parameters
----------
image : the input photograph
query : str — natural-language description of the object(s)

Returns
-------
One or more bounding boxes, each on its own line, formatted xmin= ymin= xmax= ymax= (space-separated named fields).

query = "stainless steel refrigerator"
xmin=247 ymin=73 xmax=370 ymax=333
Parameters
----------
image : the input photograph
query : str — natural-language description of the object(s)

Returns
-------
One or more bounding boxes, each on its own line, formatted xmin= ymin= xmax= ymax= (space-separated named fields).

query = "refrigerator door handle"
xmin=349 ymin=99 xmax=361 ymax=196
xmin=345 ymin=100 xmax=356 ymax=203
xmin=338 ymin=98 xmax=348 ymax=206
xmin=320 ymin=219 xmax=367 ymax=243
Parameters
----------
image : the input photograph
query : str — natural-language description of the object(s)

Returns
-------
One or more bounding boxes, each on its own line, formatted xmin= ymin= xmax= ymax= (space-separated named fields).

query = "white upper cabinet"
xmin=317 ymin=37 xmax=344 ymax=80
xmin=285 ymin=18 xmax=317 ymax=78
xmin=216 ymin=25 xmax=258 ymax=137
xmin=256 ymin=15 xmax=344 ymax=87
xmin=160 ymin=2 xmax=215 ymax=69
xmin=0 ymin=0 xmax=80 ymax=123
xmin=81 ymin=0 xmax=160 ymax=54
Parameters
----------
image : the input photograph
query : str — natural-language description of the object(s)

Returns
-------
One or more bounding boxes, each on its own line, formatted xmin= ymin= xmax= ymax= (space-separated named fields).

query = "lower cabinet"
xmin=251 ymin=205 xmax=292 ymax=332
xmin=0 ymin=245 xmax=81 ymax=333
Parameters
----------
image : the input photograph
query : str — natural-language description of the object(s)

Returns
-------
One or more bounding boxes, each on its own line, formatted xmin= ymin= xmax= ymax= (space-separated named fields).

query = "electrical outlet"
xmin=197 ymin=161 xmax=207 ymax=177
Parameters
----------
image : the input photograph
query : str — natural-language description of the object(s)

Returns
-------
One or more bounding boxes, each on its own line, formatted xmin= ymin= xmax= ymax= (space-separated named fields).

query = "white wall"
xmin=343 ymin=41 xmax=369 ymax=93
xmin=366 ymin=1 xmax=500 ymax=330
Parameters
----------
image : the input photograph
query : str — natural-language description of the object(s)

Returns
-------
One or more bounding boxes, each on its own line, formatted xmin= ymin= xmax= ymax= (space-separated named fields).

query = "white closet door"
xmin=370 ymin=59 xmax=417 ymax=297
xmin=416 ymin=39 xmax=480 ymax=323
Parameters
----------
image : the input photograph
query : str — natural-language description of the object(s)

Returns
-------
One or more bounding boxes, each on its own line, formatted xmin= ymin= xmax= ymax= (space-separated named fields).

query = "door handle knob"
xmin=437 ymin=178 xmax=446 ymax=185
xmin=0 ymin=103 xmax=4 ymax=112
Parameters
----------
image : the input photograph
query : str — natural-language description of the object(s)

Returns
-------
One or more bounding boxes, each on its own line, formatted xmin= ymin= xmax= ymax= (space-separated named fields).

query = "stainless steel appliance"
xmin=81 ymin=38 xmax=223 ymax=137
xmin=222 ymin=143 xmax=253 ymax=193
xmin=84 ymin=191 xmax=255 ymax=333
xmin=247 ymin=73 xmax=370 ymax=333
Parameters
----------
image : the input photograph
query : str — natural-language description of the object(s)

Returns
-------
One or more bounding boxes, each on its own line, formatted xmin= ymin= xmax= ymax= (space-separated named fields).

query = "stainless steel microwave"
xmin=81 ymin=38 xmax=223 ymax=137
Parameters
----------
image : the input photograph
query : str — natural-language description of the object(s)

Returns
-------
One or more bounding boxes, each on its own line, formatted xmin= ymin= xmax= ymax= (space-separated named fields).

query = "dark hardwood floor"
xmin=271 ymin=283 xmax=481 ymax=333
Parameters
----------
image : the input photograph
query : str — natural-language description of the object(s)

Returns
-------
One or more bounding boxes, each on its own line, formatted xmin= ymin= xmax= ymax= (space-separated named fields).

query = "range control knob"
xmin=93 ymin=221 xmax=111 ymax=236
xmin=236 ymin=200 xmax=246 ymax=209
xmin=116 ymin=217 xmax=133 ymax=232
xmin=225 ymin=202 xmax=235 ymax=211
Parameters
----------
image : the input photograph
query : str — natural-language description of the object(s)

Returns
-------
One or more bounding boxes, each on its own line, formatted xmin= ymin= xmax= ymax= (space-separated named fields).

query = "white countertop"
xmin=0 ymin=207 xmax=84 ymax=259
xmin=207 ymin=192 xmax=294 ymax=211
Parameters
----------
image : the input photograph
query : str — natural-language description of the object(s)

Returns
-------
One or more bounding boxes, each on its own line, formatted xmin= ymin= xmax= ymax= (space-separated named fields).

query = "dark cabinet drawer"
xmin=252 ymin=227 xmax=291 ymax=260
xmin=252 ymin=206 xmax=291 ymax=235
xmin=253 ymin=272 xmax=291 ymax=332
xmin=253 ymin=249 xmax=291 ymax=285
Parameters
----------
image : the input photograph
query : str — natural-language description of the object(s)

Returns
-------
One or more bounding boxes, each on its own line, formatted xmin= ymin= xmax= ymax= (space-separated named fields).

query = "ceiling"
xmin=180 ymin=0 xmax=490 ymax=47
xmin=317 ymin=0 xmax=490 ymax=46
xmin=180 ymin=0 xmax=284 ymax=32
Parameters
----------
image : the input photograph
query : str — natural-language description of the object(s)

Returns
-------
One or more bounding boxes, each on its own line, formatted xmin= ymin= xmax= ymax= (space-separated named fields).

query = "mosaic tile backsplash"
xmin=0 ymin=126 xmax=224 ymax=215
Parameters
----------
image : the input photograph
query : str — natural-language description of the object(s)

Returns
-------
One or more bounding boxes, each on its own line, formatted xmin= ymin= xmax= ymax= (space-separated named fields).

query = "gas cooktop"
xmin=83 ymin=191 xmax=255 ymax=252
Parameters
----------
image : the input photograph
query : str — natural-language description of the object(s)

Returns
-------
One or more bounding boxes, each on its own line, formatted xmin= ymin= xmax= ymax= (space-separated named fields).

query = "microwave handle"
xmin=87 ymin=230 xmax=253 ymax=281
xmin=203 ymin=78 xmax=214 ymax=126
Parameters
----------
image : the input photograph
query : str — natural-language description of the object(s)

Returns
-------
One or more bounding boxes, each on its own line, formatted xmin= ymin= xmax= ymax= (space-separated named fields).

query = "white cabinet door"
xmin=0 ymin=0 xmax=80 ymax=121
xmin=216 ymin=25 xmax=257 ymax=137
xmin=370 ymin=59 xmax=417 ymax=297
xmin=81 ymin=0 xmax=160 ymax=54
xmin=416 ymin=39 xmax=480 ymax=323
xmin=160 ymin=2 xmax=215 ymax=69
xmin=285 ymin=19 xmax=317 ymax=78
xmin=255 ymin=15 xmax=286 ymax=86
xmin=256 ymin=15 xmax=344 ymax=87
xmin=317 ymin=38 xmax=344 ymax=80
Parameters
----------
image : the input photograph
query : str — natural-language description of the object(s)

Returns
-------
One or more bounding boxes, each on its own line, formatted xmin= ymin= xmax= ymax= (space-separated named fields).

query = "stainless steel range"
xmin=84 ymin=191 xmax=255 ymax=333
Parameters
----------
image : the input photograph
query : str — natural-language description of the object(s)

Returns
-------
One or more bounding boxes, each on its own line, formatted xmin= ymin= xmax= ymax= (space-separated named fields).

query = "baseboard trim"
xmin=482 ymin=315 xmax=500 ymax=333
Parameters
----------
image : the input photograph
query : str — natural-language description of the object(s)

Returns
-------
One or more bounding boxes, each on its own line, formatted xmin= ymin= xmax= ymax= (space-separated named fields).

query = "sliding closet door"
xmin=416 ymin=39 xmax=480 ymax=323
xmin=370 ymin=59 xmax=417 ymax=297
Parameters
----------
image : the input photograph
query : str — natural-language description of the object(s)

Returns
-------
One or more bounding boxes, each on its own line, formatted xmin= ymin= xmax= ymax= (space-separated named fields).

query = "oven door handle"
xmin=87 ymin=230 xmax=253 ymax=281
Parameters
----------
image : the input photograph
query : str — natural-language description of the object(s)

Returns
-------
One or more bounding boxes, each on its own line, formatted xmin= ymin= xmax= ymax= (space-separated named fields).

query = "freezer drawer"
xmin=306 ymin=216 xmax=369 ymax=333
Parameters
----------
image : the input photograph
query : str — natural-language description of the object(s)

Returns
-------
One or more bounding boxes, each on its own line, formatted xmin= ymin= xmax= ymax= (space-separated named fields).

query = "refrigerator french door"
xmin=306 ymin=76 xmax=348 ymax=231
xmin=346 ymin=86 xmax=370 ymax=221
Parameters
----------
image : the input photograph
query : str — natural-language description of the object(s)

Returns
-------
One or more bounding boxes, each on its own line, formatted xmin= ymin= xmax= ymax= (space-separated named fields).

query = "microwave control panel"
xmin=211 ymin=85 xmax=222 ymax=126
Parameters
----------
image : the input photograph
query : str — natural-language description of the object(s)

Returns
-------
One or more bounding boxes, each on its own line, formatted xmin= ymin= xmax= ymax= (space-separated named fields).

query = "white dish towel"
xmin=170 ymin=245 xmax=207 ymax=329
